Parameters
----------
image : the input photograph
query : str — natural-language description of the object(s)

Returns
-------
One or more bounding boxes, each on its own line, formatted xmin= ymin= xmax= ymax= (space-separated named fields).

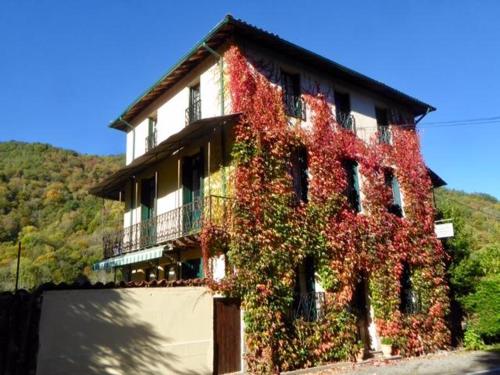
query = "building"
xmin=90 ymin=16 xmax=449 ymax=372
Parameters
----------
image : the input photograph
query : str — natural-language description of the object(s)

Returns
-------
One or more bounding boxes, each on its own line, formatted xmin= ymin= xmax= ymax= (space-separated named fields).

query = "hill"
xmin=435 ymin=188 xmax=499 ymax=253
xmin=0 ymin=141 xmax=123 ymax=291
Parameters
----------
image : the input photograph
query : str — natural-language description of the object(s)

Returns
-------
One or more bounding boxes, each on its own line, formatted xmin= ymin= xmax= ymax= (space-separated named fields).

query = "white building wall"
xmin=201 ymin=63 xmax=223 ymax=118
xmin=125 ymin=118 xmax=149 ymax=165
xmin=37 ymin=288 xmax=214 ymax=375
xmin=125 ymin=54 xmax=225 ymax=166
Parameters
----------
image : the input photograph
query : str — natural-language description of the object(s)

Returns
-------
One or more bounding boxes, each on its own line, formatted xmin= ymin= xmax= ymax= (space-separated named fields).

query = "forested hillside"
xmin=0 ymin=141 xmax=123 ymax=291
xmin=436 ymin=188 xmax=499 ymax=252
xmin=435 ymin=188 xmax=499 ymax=347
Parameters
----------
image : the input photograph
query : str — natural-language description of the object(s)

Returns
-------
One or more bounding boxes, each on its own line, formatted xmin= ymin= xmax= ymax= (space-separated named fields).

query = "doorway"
xmin=352 ymin=276 xmax=371 ymax=355
xmin=140 ymin=177 xmax=156 ymax=247
xmin=182 ymin=152 xmax=204 ymax=234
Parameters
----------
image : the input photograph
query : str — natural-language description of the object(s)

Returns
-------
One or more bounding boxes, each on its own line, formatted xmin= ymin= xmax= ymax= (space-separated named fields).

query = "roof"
xmin=110 ymin=15 xmax=435 ymax=131
xmin=428 ymin=167 xmax=447 ymax=188
xmin=90 ymin=113 xmax=240 ymax=200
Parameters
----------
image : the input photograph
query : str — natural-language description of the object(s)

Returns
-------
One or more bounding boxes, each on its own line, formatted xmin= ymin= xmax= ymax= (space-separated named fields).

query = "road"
xmin=300 ymin=350 xmax=500 ymax=375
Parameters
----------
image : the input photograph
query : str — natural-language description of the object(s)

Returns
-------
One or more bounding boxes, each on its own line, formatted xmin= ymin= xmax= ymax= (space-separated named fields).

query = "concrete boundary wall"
xmin=36 ymin=287 xmax=214 ymax=375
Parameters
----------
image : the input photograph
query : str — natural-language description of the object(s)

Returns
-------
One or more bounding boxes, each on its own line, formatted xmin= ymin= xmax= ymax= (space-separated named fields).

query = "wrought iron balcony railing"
xmin=185 ymin=98 xmax=202 ymax=125
xmin=103 ymin=195 xmax=229 ymax=259
xmin=378 ymin=125 xmax=391 ymax=144
xmin=145 ymin=130 xmax=157 ymax=152
xmin=336 ymin=111 xmax=356 ymax=132
xmin=290 ymin=292 xmax=326 ymax=322
xmin=284 ymin=94 xmax=306 ymax=120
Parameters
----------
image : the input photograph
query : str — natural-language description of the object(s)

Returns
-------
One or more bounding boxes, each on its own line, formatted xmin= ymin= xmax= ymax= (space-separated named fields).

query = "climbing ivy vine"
xmin=201 ymin=45 xmax=450 ymax=373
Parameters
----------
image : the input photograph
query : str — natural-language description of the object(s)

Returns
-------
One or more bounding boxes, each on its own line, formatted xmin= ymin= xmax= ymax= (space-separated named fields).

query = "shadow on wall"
xmin=37 ymin=287 xmax=209 ymax=375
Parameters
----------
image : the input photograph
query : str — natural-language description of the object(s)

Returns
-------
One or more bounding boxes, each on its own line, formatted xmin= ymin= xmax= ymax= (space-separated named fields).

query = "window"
xmin=343 ymin=160 xmax=361 ymax=212
xmin=181 ymin=258 xmax=204 ymax=279
xmin=400 ymin=262 xmax=421 ymax=314
xmin=375 ymin=107 xmax=391 ymax=144
xmin=334 ymin=91 xmax=355 ymax=131
xmin=186 ymin=84 xmax=201 ymax=124
xmin=281 ymin=71 xmax=305 ymax=119
xmin=145 ymin=117 xmax=157 ymax=152
xmin=384 ymin=169 xmax=403 ymax=217
xmin=293 ymin=256 xmax=318 ymax=321
xmin=290 ymin=146 xmax=308 ymax=203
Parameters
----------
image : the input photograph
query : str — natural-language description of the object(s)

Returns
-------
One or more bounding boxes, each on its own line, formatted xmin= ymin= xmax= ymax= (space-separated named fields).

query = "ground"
xmin=292 ymin=350 xmax=500 ymax=375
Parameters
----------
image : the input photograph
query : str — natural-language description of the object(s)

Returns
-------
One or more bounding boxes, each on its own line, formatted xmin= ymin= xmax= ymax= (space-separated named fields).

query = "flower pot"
xmin=381 ymin=343 xmax=392 ymax=357
xmin=356 ymin=349 xmax=365 ymax=362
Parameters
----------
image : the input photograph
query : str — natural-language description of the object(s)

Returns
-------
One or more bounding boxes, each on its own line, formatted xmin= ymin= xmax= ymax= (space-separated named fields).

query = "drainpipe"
xmin=201 ymin=43 xmax=224 ymax=116
xmin=117 ymin=116 xmax=136 ymax=161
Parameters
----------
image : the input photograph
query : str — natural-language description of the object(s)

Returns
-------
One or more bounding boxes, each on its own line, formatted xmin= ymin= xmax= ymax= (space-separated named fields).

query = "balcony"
xmin=185 ymin=98 xmax=202 ymax=125
xmin=103 ymin=195 xmax=229 ymax=259
xmin=336 ymin=111 xmax=356 ymax=132
xmin=145 ymin=130 xmax=157 ymax=152
xmin=284 ymin=94 xmax=306 ymax=120
xmin=290 ymin=292 xmax=326 ymax=322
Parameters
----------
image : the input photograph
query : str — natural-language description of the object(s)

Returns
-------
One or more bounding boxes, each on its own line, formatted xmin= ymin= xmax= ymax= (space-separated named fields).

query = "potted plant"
xmin=380 ymin=337 xmax=393 ymax=357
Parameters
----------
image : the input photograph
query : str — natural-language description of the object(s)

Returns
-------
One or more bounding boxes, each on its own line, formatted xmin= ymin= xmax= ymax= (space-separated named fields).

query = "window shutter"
xmin=392 ymin=175 xmax=402 ymax=209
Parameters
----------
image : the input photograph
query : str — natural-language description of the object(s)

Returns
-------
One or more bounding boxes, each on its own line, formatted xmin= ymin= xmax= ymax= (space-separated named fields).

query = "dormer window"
xmin=186 ymin=83 xmax=201 ymax=124
xmin=335 ymin=91 xmax=355 ymax=132
xmin=281 ymin=71 xmax=305 ymax=120
xmin=376 ymin=107 xmax=391 ymax=144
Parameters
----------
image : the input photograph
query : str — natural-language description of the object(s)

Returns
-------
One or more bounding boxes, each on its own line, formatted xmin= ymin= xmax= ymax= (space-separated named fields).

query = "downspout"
xmin=201 ymin=43 xmax=227 ymax=196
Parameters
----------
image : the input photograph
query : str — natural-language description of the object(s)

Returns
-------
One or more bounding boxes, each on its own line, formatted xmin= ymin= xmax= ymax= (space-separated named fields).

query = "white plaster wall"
xmin=156 ymin=87 xmax=189 ymax=146
xmin=212 ymin=254 xmax=226 ymax=281
xmin=201 ymin=62 xmax=222 ymax=118
xmin=124 ymin=52 xmax=227 ymax=166
xmin=125 ymin=118 xmax=149 ymax=165
xmin=37 ymin=287 xmax=214 ymax=375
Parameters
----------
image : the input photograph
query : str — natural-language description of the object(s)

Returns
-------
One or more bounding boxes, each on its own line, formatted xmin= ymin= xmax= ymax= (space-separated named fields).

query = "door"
xmin=214 ymin=298 xmax=241 ymax=374
xmin=140 ymin=177 xmax=156 ymax=247
xmin=182 ymin=152 xmax=204 ymax=234
xmin=352 ymin=277 xmax=371 ymax=354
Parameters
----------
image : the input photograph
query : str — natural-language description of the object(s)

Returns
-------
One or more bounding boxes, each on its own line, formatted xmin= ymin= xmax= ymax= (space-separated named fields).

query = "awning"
xmin=92 ymin=246 xmax=165 ymax=271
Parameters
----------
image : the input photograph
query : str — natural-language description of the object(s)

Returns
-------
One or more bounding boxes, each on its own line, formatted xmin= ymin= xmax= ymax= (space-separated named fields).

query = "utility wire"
xmin=353 ymin=117 xmax=500 ymax=130
xmin=423 ymin=116 xmax=500 ymax=125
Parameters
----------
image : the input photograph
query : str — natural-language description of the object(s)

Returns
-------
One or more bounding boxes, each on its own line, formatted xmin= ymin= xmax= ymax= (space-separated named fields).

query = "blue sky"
xmin=0 ymin=1 xmax=499 ymax=198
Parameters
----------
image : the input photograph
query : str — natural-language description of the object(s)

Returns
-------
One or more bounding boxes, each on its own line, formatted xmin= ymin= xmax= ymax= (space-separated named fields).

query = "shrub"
xmin=464 ymin=328 xmax=485 ymax=350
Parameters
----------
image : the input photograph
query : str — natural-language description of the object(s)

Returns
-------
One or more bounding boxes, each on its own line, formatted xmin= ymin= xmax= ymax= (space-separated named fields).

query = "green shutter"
xmin=392 ymin=175 xmax=402 ymax=209
xmin=352 ymin=162 xmax=361 ymax=212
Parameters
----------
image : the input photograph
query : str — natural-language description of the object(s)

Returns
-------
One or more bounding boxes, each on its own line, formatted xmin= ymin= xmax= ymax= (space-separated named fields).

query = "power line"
xmin=353 ymin=117 xmax=500 ymax=130
xmin=423 ymin=116 xmax=500 ymax=125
